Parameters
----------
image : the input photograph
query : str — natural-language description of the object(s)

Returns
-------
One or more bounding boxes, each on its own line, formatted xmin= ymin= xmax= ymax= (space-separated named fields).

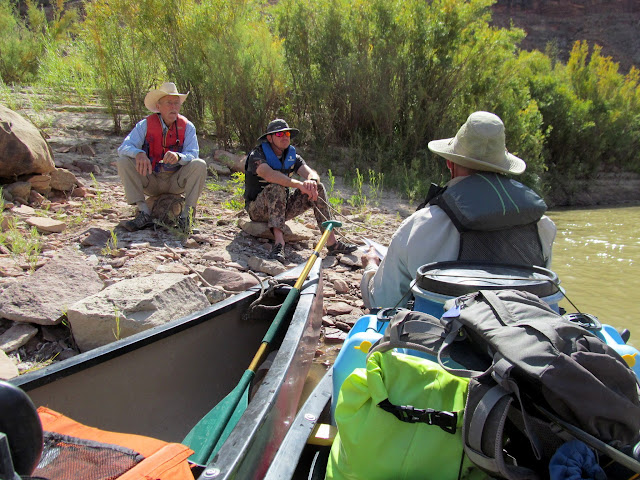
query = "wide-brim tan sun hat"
xmin=144 ymin=82 xmax=189 ymax=113
xmin=258 ymin=118 xmax=300 ymax=141
xmin=428 ymin=111 xmax=526 ymax=175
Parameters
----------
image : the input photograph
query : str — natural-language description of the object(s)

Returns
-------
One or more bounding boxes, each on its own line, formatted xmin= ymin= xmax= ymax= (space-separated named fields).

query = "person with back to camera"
xmin=117 ymin=82 xmax=207 ymax=234
xmin=360 ymin=111 xmax=556 ymax=309
xmin=244 ymin=118 xmax=357 ymax=263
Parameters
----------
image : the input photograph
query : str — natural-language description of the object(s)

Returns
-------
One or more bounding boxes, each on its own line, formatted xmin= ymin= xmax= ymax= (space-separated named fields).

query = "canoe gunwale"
xmin=263 ymin=368 xmax=332 ymax=480
xmin=199 ymin=261 xmax=324 ymax=479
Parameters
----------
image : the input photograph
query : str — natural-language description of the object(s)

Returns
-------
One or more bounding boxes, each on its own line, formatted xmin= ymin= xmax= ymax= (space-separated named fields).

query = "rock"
xmin=326 ymin=301 xmax=354 ymax=316
xmin=67 ymin=273 xmax=210 ymax=352
xmin=335 ymin=313 xmax=360 ymax=328
xmin=11 ymin=204 xmax=35 ymax=215
xmin=208 ymin=162 xmax=231 ymax=177
xmin=202 ymin=286 xmax=228 ymax=304
xmin=26 ymin=174 xmax=52 ymax=195
xmin=156 ymin=263 xmax=190 ymax=274
xmin=214 ymin=150 xmax=245 ymax=173
xmin=79 ymin=227 xmax=111 ymax=247
xmin=202 ymin=249 xmax=231 ymax=263
xmin=74 ymin=144 xmax=96 ymax=156
xmin=338 ymin=253 xmax=360 ymax=267
xmin=322 ymin=256 xmax=339 ymax=269
xmin=25 ymin=216 xmax=67 ymax=233
xmin=70 ymin=186 xmax=87 ymax=197
xmin=0 ymin=248 xmax=103 ymax=325
xmin=49 ymin=168 xmax=78 ymax=192
xmin=324 ymin=327 xmax=347 ymax=343
xmin=247 ymin=256 xmax=288 ymax=276
xmin=238 ymin=218 xmax=314 ymax=242
xmin=0 ymin=350 xmax=18 ymax=379
xmin=0 ymin=105 xmax=55 ymax=178
xmin=335 ymin=320 xmax=351 ymax=332
xmin=74 ymin=160 xmax=100 ymax=174
xmin=332 ymin=278 xmax=350 ymax=294
xmin=322 ymin=316 xmax=335 ymax=327
xmin=0 ymin=323 xmax=38 ymax=352
xmin=3 ymin=182 xmax=31 ymax=203
xmin=28 ymin=190 xmax=46 ymax=206
xmin=0 ymin=257 xmax=24 ymax=277
xmin=200 ymin=265 xmax=259 ymax=291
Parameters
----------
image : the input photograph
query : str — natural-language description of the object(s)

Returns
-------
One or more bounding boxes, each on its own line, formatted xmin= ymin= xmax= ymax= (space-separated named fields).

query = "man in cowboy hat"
xmin=360 ymin=111 xmax=556 ymax=308
xmin=244 ymin=118 xmax=356 ymax=262
xmin=117 ymin=82 xmax=207 ymax=233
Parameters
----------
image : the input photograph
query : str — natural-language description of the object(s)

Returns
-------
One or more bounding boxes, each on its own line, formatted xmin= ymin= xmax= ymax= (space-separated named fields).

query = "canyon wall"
xmin=491 ymin=0 xmax=640 ymax=72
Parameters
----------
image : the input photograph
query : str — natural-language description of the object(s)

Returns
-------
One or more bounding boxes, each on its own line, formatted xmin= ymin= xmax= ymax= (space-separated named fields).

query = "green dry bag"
xmin=326 ymin=350 xmax=486 ymax=480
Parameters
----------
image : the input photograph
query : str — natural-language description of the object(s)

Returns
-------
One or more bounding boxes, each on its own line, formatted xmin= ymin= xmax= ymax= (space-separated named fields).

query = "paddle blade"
xmin=183 ymin=370 xmax=253 ymax=465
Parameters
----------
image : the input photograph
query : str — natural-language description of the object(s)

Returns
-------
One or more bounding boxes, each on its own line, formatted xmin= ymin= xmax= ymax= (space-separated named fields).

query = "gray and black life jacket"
xmin=425 ymin=173 xmax=548 ymax=266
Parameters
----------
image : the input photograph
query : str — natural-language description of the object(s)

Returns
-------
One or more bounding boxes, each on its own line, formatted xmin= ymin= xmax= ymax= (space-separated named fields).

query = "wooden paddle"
xmin=183 ymin=220 xmax=341 ymax=465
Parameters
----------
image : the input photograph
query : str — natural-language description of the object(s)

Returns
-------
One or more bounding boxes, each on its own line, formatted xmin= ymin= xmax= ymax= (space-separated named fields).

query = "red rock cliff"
xmin=491 ymin=0 xmax=640 ymax=72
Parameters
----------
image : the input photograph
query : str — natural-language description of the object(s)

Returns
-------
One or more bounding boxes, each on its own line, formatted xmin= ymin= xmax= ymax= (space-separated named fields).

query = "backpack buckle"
xmin=378 ymin=399 xmax=458 ymax=434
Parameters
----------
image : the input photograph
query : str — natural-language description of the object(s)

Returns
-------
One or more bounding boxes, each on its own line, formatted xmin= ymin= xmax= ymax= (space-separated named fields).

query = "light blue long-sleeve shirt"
xmin=117 ymin=114 xmax=199 ymax=164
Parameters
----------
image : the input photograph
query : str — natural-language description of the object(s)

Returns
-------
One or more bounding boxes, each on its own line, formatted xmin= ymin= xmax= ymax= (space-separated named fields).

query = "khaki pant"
xmin=117 ymin=157 xmax=207 ymax=210
xmin=246 ymin=182 xmax=332 ymax=232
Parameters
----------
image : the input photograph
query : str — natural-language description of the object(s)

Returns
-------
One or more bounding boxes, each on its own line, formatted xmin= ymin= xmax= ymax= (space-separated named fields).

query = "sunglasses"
xmin=273 ymin=131 xmax=291 ymax=138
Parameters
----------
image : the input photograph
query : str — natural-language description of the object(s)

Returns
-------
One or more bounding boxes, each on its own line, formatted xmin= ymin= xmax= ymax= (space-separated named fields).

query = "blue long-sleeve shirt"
xmin=117 ymin=115 xmax=199 ymax=165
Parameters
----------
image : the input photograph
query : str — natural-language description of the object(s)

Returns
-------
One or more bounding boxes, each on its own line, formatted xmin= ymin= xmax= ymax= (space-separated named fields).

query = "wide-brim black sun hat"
xmin=258 ymin=119 xmax=300 ymax=141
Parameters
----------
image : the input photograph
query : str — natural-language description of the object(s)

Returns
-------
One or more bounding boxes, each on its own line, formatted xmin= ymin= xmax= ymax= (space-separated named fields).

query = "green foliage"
xmin=0 ymin=217 xmax=42 ymax=271
xmin=101 ymin=229 xmax=119 ymax=256
xmin=82 ymin=0 xmax=286 ymax=142
xmin=326 ymin=169 xmax=344 ymax=210
xmin=519 ymin=41 xmax=640 ymax=200
xmin=0 ymin=0 xmax=42 ymax=83
xmin=82 ymin=0 xmax=163 ymax=132
xmin=1 ymin=0 xmax=639 ymax=202
xmin=0 ymin=0 xmax=81 ymax=86
xmin=221 ymin=172 xmax=246 ymax=210
xmin=347 ymin=168 xmax=366 ymax=210
xmin=274 ymin=0 xmax=546 ymax=191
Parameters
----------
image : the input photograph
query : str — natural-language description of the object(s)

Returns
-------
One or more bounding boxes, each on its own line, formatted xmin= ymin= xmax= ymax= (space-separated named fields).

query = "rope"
xmin=315 ymin=195 xmax=391 ymax=238
xmin=245 ymin=270 xmax=288 ymax=317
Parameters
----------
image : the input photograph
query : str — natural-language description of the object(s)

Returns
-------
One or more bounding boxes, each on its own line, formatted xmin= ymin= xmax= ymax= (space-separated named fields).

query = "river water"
xmin=547 ymin=205 xmax=640 ymax=345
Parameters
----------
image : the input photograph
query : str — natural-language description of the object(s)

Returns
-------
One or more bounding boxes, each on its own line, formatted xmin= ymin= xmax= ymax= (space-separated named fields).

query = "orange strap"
xmin=38 ymin=407 xmax=195 ymax=480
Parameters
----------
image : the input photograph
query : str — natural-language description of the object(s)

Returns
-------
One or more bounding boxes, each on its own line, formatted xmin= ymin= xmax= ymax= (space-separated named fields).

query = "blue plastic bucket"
xmin=331 ymin=314 xmax=387 ymax=417
xmin=595 ymin=325 xmax=640 ymax=379
xmin=411 ymin=261 xmax=564 ymax=318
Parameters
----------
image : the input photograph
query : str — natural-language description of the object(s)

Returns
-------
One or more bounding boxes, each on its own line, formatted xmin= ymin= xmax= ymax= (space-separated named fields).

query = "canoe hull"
xmin=10 ymin=262 xmax=323 ymax=476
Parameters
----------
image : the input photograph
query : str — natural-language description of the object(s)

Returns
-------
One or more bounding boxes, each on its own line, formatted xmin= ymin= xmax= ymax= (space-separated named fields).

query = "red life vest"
xmin=144 ymin=113 xmax=187 ymax=172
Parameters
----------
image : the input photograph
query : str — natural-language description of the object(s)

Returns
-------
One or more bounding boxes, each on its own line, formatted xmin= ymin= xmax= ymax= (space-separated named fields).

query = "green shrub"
xmin=0 ymin=0 xmax=42 ymax=83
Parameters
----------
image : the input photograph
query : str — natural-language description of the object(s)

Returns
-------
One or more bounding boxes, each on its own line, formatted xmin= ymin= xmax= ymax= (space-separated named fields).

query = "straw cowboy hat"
xmin=258 ymin=119 xmax=300 ymax=141
xmin=144 ymin=82 xmax=189 ymax=113
xmin=428 ymin=111 xmax=526 ymax=175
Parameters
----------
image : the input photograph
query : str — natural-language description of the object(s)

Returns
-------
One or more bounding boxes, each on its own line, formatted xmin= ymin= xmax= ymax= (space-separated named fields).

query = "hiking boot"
xmin=327 ymin=240 xmax=358 ymax=255
xmin=122 ymin=211 xmax=153 ymax=232
xmin=268 ymin=243 xmax=286 ymax=263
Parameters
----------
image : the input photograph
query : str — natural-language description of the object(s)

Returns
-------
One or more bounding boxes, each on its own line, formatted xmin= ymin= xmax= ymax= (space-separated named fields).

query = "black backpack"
xmin=369 ymin=289 xmax=640 ymax=479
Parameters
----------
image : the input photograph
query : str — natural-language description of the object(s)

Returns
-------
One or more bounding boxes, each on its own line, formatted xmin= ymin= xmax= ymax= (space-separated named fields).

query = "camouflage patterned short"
xmin=246 ymin=182 xmax=332 ymax=232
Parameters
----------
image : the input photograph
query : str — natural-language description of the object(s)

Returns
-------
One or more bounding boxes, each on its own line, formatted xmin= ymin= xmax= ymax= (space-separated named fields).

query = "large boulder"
xmin=0 ymin=249 xmax=104 ymax=325
xmin=67 ymin=273 xmax=210 ymax=352
xmin=0 ymin=105 xmax=55 ymax=179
